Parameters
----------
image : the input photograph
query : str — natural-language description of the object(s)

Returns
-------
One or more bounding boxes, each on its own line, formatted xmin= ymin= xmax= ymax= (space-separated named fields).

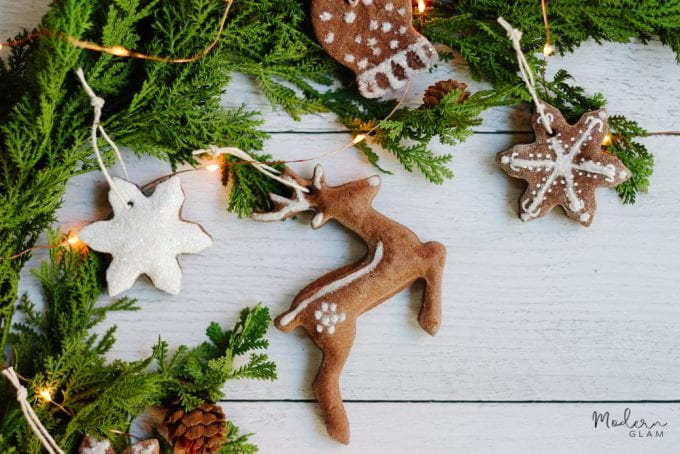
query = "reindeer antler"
xmin=252 ymin=165 xmax=326 ymax=222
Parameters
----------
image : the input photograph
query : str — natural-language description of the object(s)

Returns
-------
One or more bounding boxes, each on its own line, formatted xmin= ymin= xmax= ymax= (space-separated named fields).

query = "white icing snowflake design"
xmin=314 ymin=302 xmax=346 ymax=335
xmin=498 ymin=105 xmax=630 ymax=226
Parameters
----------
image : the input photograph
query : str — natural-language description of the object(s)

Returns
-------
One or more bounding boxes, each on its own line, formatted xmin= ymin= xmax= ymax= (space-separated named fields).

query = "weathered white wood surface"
xmin=3 ymin=2 xmax=680 ymax=453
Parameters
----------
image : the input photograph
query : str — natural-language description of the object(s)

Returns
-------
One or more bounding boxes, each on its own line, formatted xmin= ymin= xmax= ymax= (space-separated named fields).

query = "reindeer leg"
xmin=312 ymin=321 xmax=356 ymax=445
xmin=418 ymin=241 xmax=446 ymax=336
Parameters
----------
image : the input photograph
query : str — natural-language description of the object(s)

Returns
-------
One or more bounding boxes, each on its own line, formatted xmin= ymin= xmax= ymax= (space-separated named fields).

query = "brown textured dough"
xmin=497 ymin=103 xmax=631 ymax=226
xmin=311 ymin=0 xmax=437 ymax=98
xmin=253 ymin=165 xmax=446 ymax=444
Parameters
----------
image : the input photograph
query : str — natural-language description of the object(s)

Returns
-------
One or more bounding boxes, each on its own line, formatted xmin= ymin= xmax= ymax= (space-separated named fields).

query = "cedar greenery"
xmin=0 ymin=238 xmax=275 ymax=453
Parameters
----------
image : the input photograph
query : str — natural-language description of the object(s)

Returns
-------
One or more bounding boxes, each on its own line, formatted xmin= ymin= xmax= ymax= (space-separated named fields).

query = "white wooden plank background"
xmin=3 ymin=3 xmax=680 ymax=453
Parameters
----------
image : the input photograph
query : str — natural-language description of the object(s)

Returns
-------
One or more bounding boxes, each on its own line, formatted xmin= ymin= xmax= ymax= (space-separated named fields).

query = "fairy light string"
xmin=541 ymin=0 xmax=554 ymax=58
xmin=0 ymin=0 xmax=234 ymax=64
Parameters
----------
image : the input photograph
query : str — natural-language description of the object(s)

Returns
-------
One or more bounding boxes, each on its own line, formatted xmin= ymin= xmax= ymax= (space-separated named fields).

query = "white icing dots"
xmin=367 ymin=37 xmax=378 ymax=46
xmin=355 ymin=34 xmax=362 ymax=44
xmin=501 ymin=156 xmax=510 ymax=164
xmin=370 ymin=20 xmax=379 ymax=30
xmin=372 ymin=47 xmax=381 ymax=56
xmin=579 ymin=213 xmax=591 ymax=222
xmin=314 ymin=302 xmax=346 ymax=335
xmin=397 ymin=7 xmax=406 ymax=16
xmin=618 ymin=170 xmax=628 ymax=179
xmin=398 ymin=26 xmax=407 ymax=34
xmin=344 ymin=54 xmax=356 ymax=63
xmin=357 ymin=58 xmax=369 ymax=69
xmin=389 ymin=40 xmax=399 ymax=49
xmin=362 ymin=0 xmax=373 ymax=4
xmin=367 ymin=175 xmax=380 ymax=187
xmin=344 ymin=11 xmax=357 ymax=24
xmin=324 ymin=33 xmax=335 ymax=44
xmin=385 ymin=2 xmax=394 ymax=12
xmin=381 ymin=22 xmax=393 ymax=33
xmin=320 ymin=11 xmax=332 ymax=22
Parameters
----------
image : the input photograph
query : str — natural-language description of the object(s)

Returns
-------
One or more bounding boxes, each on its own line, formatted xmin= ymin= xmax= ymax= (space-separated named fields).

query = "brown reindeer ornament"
xmin=311 ymin=0 xmax=438 ymax=98
xmin=253 ymin=165 xmax=446 ymax=444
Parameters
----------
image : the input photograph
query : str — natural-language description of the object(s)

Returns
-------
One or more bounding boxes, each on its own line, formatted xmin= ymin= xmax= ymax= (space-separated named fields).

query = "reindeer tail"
xmin=274 ymin=304 xmax=307 ymax=333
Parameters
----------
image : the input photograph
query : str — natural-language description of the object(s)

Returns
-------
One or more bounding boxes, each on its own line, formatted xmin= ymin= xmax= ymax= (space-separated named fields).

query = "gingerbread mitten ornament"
xmin=254 ymin=165 xmax=446 ymax=444
xmin=312 ymin=0 xmax=438 ymax=98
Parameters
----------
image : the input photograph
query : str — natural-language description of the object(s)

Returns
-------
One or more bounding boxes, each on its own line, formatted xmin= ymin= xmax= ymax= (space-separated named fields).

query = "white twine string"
xmin=75 ymin=68 xmax=130 ymax=206
xmin=192 ymin=146 xmax=310 ymax=193
xmin=497 ymin=17 xmax=553 ymax=134
xmin=2 ymin=368 xmax=65 ymax=454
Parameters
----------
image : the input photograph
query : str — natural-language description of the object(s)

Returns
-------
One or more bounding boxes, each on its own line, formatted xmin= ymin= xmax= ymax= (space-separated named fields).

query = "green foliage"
xmin=426 ymin=0 xmax=680 ymax=84
xmin=608 ymin=116 xmax=654 ymax=203
xmin=224 ymin=151 xmax=286 ymax=218
xmin=2 ymin=242 xmax=162 ymax=453
xmin=1 ymin=240 xmax=276 ymax=453
xmin=156 ymin=305 xmax=276 ymax=410
xmin=219 ymin=421 xmax=258 ymax=454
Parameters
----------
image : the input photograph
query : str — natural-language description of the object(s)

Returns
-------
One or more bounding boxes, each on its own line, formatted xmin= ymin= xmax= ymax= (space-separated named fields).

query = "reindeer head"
xmin=252 ymin=164 xmax=381 ymax=229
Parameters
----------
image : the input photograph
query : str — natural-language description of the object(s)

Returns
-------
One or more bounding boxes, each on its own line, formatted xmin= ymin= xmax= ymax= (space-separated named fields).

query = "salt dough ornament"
xmin=312 ymin=0 xmax=437 ymax=98
xmin=79 ymin=176 xmax=212 ymax=296
xmin=497 ymin=103 xmax=631 ymax=226
xmin=253 ymin=165 xmax=446 ymax=444
xmin=79 ymin=436 xmax=160 ymax=454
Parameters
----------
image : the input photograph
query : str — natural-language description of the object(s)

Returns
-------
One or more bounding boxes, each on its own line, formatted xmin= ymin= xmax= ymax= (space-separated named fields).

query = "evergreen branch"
xmin=157 ymin=305 xmax=276 ymax=409
xmin=608 ymin=116 xmax=654 ymax=203
xmin=219 ymin=421 xmax=258 ymax=454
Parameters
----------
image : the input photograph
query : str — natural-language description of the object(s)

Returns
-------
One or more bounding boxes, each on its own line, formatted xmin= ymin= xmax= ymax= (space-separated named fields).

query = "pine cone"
xmin=164 ymin=401 xmax=228 ymax=454
xmin=422 ymin=79 xmax=470 ymax=107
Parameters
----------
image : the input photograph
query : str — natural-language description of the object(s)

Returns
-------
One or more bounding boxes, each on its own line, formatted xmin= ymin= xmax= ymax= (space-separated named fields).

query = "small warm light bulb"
xmin=109 ymin=45 xmax=130 ymax=57
xmin=601 ymin=133 xmax=613 ymax=146
xmin=66 ymin=236 xmax=80 ymax=246
xmin=206 ymin=164 xmax=220 ymax=172
xmin=0 ymin=43 xmax=4 ymax=51
xmin=417 ymin=0 xmax=426 ymax=14
xmin=543 ymin=43 xmax=554 ymax=57
xmin=38 ymin=389 xmax=53 ymax=402
xmin=352 ymin=134 xmax=366 ymax=145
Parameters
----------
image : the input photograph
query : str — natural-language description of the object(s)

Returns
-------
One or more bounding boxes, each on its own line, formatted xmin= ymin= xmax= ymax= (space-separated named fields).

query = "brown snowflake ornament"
xmin=497 ymin=103 xmax=631 ymax=226
xmin=311 ymin=0 xmax=437 ymax=98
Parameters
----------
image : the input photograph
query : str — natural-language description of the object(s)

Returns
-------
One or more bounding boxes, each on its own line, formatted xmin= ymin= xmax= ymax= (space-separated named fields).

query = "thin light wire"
xmin=541 ymin=0 xmax=552 ymax=54
xmin=497 ymin=17 xmax=553 ymax=134
xmin=1 ymin=0 xmax=234 ymax=64
xmin=2 ymin=368 xmax=65 ymax=454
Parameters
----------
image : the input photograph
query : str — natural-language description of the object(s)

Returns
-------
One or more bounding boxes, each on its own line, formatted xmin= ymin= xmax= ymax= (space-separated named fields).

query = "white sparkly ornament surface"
xmin=79 ymin=176 xmax=212 ymax=296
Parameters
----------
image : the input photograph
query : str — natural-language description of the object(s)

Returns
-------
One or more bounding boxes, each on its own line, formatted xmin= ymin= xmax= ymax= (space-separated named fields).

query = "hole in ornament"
xmin=375 ymin=73 xmax=391 ymax=89
xmin=547 ymin=128 xmax=558 ymax=138
xmin=127 ymin=201 xmax=134 ymax=208
xmin=406 ymin=51 xmax=425 ymax=69
xmin=391 ymin=62 xmax=407 ymax=80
